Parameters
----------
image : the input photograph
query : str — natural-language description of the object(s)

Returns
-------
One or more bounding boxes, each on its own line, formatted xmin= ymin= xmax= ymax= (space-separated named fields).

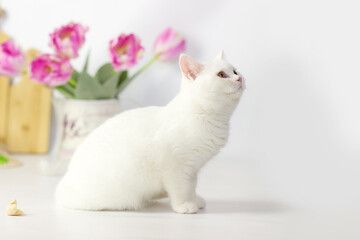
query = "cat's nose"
xmin=237 ymin=77 xmax=242 ymax=83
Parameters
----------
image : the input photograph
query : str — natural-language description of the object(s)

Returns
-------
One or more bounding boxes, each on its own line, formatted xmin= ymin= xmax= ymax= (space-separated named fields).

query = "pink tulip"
xmin=0 ymin=40 xmax=26 ymax=77
xmin=109 ymin=33 xmax=144 ymax=71
xmin=30 ymin=54 xmax=72 ymax=87
xmin=153 ymin=28 xmax=186 ymax=61
xmin=49 ymin=23 xmax=88 ymax=58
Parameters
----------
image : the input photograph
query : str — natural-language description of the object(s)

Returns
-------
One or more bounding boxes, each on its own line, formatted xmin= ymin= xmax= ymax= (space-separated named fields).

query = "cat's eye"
xmin=217 ymin=71 xmax=227 ymax=78
xmin=233 ymin=70 xmax=238 ymax=75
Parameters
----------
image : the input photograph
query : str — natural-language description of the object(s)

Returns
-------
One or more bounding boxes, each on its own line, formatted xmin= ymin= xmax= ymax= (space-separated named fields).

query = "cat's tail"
xmin=55 ymin=173 xmax=147 ymax=211
xmin=55 ymin=174 xmax=95 ymax=210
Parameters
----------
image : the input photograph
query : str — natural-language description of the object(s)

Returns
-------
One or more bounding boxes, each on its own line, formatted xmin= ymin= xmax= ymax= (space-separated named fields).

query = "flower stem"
xmin=68 ymin=78 xmax=77 ymax=87
xmin=55 ymin=85 xmax=75 ymax=99
xmin=117 ymin=54 xmax=160 ymax=95
xmin=129 ymin=54 xmax=159 ymax=81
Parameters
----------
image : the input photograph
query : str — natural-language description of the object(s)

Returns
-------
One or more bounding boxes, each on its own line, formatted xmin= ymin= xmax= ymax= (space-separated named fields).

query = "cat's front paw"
xmin=196 ymin=195 xmax=206 ymax=209
xmin=172 ymin=201 xmax=199 ymax=214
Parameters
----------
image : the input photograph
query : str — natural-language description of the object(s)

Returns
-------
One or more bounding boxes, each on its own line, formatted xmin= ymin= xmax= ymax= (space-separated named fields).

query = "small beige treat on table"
xmin=6 ymin=200 xmax=24 ymax=216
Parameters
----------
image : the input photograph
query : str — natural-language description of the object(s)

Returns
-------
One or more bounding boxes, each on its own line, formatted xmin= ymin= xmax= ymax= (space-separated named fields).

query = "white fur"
xmin=55 ymin=52 xmax=245 ymax=214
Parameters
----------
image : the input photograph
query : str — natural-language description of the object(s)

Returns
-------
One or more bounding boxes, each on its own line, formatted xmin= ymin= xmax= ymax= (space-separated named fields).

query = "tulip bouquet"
xmin=0 ymin=23 xmax=186 ymax=99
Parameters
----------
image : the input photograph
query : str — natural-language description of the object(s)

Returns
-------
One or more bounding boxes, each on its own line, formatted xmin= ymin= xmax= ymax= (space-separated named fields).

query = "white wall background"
xmin=2 ymin=0 xmax=360 ymax=211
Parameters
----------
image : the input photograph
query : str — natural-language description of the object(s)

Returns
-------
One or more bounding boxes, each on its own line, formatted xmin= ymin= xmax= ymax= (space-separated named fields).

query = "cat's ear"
xmin=216 ymin=50 xmax=224 ymax=60
xmin=179 ymin=54 xmax=203 ymax=80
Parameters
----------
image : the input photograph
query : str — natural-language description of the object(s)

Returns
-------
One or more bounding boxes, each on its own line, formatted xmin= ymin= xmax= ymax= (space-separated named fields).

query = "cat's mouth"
xmin=227 ymin=82 xmax=244 ymax=96
xmin=226 ymin=86 xmax=243 ymax=96
xmin=236 ymin=81 xmax=243 ymax=91
xmin=237 ymin=77 xmax=244 ymax=89
xmin=225 ymin=77 xmax=244 ymax=96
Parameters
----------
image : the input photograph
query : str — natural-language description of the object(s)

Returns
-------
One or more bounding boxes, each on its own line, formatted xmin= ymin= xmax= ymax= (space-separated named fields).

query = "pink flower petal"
xmin=30 ymin=54 xmax=73 ymax=87
xmin=153 ymin=28 xmax=186 ymax=61
xmin=108 ymin=33 xmax=144 ymax=71
xmin=0 ymin=41 xmax=26 ymax=77
xmin=49 ymin=23 xmax=88 ymax=59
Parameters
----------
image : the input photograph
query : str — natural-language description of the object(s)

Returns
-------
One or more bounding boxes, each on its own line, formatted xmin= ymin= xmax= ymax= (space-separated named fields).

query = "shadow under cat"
xmin=137 ymin=199 xmax=291 ymax=214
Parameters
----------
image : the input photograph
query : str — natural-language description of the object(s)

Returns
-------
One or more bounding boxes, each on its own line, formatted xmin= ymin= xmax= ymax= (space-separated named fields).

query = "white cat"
xmin=55 ymin=51 xmax=245 ymax=214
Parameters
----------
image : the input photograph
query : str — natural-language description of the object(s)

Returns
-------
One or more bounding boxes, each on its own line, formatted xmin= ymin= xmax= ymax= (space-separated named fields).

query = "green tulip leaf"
xmin=82 ymin=51 xmax=91 ymax=73
xmin=63 ymin=81 xmax=76 ymax=95
xmin=95 ymin=63 xmax=115 ymax=84
xmin=103 ymin=72 xmax=121 ymax=98
xmin=71 ymin=70 xmax=80 ymax=82
xmin=75 ymin=71 xmax=109 ymax=99
xmin=116 ymin=71 xmax=129 ymax=95
xmin=117 ymin=71 xmax=128 ymax=88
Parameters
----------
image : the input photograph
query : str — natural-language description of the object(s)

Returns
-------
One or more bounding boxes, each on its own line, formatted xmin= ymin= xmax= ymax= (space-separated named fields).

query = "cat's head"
xmin=179 ymin=51 xmax=244 ymax=111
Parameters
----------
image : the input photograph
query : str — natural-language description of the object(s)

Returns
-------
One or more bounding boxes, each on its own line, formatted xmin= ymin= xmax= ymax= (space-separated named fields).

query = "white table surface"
xmin=0 ymin=154 xmax=356 ymax=240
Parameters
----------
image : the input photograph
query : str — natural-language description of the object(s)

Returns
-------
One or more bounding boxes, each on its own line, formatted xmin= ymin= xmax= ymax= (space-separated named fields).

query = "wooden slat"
xmin=0 ymin=31 xmax=11 ymax=144
xmin=7 ymin=74 xmax=52 ymax=153
xmin=0 ymin=77 xmax=9 ymax=144
xmin=6 ymin=49 xmax=52 ymax=153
